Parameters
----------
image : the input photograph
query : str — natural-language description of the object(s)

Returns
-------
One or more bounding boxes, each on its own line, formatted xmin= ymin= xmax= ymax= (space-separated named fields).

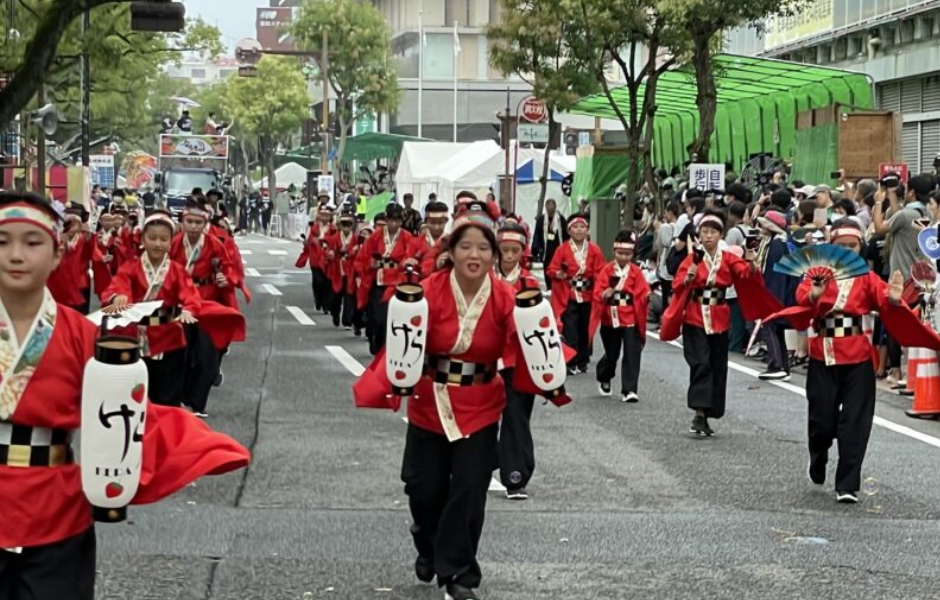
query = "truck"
xmin=154 ymin=134 xmax=231 ymax=215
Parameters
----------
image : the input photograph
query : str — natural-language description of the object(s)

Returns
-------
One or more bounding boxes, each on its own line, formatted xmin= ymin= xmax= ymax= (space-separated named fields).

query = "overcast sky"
xmin=185 ymin=0 xmax=260 ymax=50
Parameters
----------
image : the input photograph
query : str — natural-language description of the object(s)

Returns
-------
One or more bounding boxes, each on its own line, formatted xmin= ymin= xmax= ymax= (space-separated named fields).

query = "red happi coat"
xmin=325 ymin=229 xmax=360 ymax=295
xmin=295 ymin=222 xmax=336 ymax=270
xmin=0 ymin=306 xmax=250 ymax=548
xmin=660 ymin=250 xmax=782 ymax=342
xmin=357 ymin=228 xmax=415 ymax=306
xmin=211 ymin=224 xmax=250 ymax=304
xmin=92 ymin=230 xmax=124 ymax=299
xmin=117 ymin=226 xmax=142 ymax=262
xmin=48 ymin=233 xmax=95 ymax=307
xmin=407 ymin=232 xmax=447 ymax=279
xmin=169 ymin=233 xmax=238 ymax=308
xmin=103 ymin=259 xmax=202 ymax=356
xmin=759 ymin=273 xmax=940 ymax=366
xmin=353 ymin=270 xmax=570 ymax=440
xmin=589 ymin=261 xmax=652 ymax=343
xmin=546 ymin=240 xmax=606 ymax=321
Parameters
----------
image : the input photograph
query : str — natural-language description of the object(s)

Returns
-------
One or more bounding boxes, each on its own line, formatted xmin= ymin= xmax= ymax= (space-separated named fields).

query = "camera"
xmin=830 ymin=170 xmax=842 ymax=179
xmin=744 ymin=229 xmax=760 ymax=250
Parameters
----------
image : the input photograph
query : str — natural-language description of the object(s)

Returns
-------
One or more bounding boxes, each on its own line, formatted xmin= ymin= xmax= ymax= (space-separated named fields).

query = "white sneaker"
xmin=758 ymin=370 xmax=789 ymax=380
xmin=598 ymin=381 xmax=612 ymax=397
xmin=622 ymin=392 xmax=639 ymax=403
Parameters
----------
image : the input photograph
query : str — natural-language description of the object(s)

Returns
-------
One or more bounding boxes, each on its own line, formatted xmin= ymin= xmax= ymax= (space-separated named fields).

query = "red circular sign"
xmin=520 ymin=97 xmax=548 ymax=123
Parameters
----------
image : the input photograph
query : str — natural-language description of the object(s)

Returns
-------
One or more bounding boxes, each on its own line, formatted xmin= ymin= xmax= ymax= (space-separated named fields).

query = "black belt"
xmin=692 ymin=288 xmax=727 ymax=306
xmin=0 ymin=423 xmax=74 ymax=468
xmin=192 ymin=277 xmax=212 ymax=286
xmin=608 ymin=292 xmax=633 ymax=306
xmin=143 ymin=306 xmax=182 ymax=326
xmin=815 ymin=314 xmax=864 ymax=338
xmin=377 ymin=258 xmax=399 ymax=268
xmin=425 ymin=356 xmax=498 ymax=386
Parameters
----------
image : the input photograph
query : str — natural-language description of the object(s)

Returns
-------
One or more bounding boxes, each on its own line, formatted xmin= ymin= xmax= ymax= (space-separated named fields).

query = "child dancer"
xmin=326 ymin=209 xmax=360 ymax=329
xmin=592 ymin=230 xmax=651 ymax=403
xmin=547 ymin=212 xmax=605 ymax=374
xmin=494 ymin=222 xmax=541 ymax=500
xmin=48 ymin=209 xmax=95 ymax=314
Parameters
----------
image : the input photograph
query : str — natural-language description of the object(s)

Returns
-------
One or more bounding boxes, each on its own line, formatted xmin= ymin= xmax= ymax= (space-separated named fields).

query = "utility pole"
xmin=501 ymin=87 xmax=511 ymax=211
xmin=37 ymin=82 xmax=46 ymax=197
xmin=80 ymin=1 xmax=91 ymax=167
xmin=321 ymin=28 xmax=329 ymax=173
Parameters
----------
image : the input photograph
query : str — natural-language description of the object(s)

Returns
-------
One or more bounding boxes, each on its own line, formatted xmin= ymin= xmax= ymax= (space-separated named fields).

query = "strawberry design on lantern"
xmin=130 ymin=383 xmax=145 ymax=404
xmin=105 ymin=482 xmax=124 ymax=499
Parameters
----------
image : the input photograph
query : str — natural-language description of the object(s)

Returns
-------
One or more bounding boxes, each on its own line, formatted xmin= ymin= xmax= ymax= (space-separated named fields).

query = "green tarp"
xmin=365 ymin=191 xmax=394 ymax=220
xmin=568 ymin=54 xmax=874 ymax=173
xmin=571 ymin=152 xmax=634 ymax=210
xmin=339 ymin=132 xmax=433 ymax=164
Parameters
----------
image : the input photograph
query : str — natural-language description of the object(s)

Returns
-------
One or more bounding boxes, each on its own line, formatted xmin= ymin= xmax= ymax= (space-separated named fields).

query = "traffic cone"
xmin=907 ymin=347 xmax=924 ymax=394
xmin=906 ymin=349 xmax=940 ymax=419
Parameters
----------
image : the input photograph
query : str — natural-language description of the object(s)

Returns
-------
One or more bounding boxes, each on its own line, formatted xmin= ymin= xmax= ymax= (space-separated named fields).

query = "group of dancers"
xmin=0 ymin=190 xmax=251 ymax=600
xmin=45 ymin=190 xmax=249 ymax=416
xmin=334 ymin=191 xmax=940 ymax=600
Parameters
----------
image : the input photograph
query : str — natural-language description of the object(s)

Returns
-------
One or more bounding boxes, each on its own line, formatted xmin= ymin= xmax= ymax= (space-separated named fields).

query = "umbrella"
xmin=170 ymin=96 xmax=201 ymax=108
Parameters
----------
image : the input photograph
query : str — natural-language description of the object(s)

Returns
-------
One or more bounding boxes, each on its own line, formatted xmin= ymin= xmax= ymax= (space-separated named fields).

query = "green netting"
xmin=568 ymin=54 xmax=873 ymax=171
xmin=572 ymin=152 xmax=636 ymax=210
xmin=791 ymin=123 xmax=838 ymax=185
xmin=339 ymin=132 xmax=432 ymax=164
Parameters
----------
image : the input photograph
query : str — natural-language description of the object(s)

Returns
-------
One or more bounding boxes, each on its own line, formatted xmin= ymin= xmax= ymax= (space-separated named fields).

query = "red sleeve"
xmin=671 ymin=254 xmax=698 ymax=295
xmin=546 ymin=244 xmax=565 ymax=279
xmin=102 ymin=261 xmax=136 ymax=304
xmin=170 ymin=265 xmax=202 ymax=313
xmin=593 ymin=262 xmax=612 ymax=305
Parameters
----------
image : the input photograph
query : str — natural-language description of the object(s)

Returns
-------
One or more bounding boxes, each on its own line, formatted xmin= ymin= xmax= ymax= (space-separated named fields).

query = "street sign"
xmin=519 ymin=97 xmax=548 ymax=123
xmin=689 ymin=163 xmax=726 ymax=192
xmin=517 ymin=123 xmax=549 ymax=144
xmin=879 ymin=162 xmax=909 ymax=183
xmin=90 ymin=155 xmax=115 ymax=188
xmin=317 ymin=175 xmax=335 ymax=199
xmin=578 ymin=131 xmax=591 ymax=148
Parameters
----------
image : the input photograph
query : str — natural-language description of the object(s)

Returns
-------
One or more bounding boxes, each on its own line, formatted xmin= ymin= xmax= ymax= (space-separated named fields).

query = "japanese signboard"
xmin=689 ymin=163 xmax=726 ymax=192
xmin=90 ymin=155 xmax=115 ymax=188
xmin=159 ymin=135 xmax=230 ymax=159
xmin=317 ymin=175 xmax=335 ymax=200
xmin=517 ymin=123 xmax=550 ymax=144
xmin=256 ymin=7 xmax=294 ymax=51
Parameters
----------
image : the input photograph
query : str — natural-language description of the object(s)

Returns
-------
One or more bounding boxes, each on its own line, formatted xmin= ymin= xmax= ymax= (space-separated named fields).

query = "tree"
xmin=0 ymin=1 xmax=222 ymax=154
xmin=660 ymin=0 xmax=803 ymax=161
xmin=563 ymin=0 xmax=689 ymax=228
xmin=487 ymin=0 xmax=599 ymax=219
xmin=291 ymin=0 xmax=401 ymax=165
xmin=223 ymin=56 xmax=308 ymax=202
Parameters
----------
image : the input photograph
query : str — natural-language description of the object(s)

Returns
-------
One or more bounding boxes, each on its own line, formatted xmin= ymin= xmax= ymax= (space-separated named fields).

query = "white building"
xmin=166 ymin=57 xmax=241 ymax=87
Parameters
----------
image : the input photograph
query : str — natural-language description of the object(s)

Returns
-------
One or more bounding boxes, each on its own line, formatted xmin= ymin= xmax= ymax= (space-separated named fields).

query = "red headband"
xmin=497 ymin=231 xmax=527 ymax=246
xmin=698 ymin=215 xmax=724 ymax=231
xmin=613 ymin=242 xmax=635 ymax=250
xmin=567 ymin=217 xmax=588 ymax=231
xmin=830 ymin=227 xmax=863 ymax=241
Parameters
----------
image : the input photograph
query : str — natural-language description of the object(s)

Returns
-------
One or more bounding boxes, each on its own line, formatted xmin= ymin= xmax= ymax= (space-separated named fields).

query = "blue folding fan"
xmin=774 ymin=244 xmax=869 ymax=283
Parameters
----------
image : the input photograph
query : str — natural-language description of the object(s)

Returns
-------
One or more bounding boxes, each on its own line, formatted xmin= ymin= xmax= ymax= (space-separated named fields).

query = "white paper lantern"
xmin=514 ymin=288 xmax=567 ymax=396
xmin=386 ymin=282 xmax=428 ymax=396
xmin=80 ymin=334 xmax=148 ymax=523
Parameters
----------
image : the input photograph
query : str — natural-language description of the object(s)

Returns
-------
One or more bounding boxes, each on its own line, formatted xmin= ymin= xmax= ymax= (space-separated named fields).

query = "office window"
xmin=191 ymin=68 xmax=207 ymax=79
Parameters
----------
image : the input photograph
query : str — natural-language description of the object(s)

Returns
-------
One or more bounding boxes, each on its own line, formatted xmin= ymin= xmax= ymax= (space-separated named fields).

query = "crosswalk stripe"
xmin=268 ymin=250 xmax=288 ymax=256
xmin=246 ymin=268 xmax=261 ymax=277
xmin=286 ymin=306 xmax=316 ymax=326
xmin=261 ymin=284 xmax=282 ymax=296
xmin=240 ymin=249 xmax=253 ymax=255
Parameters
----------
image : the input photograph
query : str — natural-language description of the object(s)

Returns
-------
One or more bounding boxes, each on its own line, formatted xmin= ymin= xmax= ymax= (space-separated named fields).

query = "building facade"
xmin=166 ymin=57 xmax=240 ymax=87
xmin=726 ymin=0 xmax=940 ymax=173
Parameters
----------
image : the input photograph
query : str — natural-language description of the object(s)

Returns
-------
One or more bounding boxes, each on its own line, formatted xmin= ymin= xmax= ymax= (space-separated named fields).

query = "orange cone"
xmin=907 ymin=349 xmax=940 ymax=419
xmin=907 ymin=347 xmax=924 ymax=394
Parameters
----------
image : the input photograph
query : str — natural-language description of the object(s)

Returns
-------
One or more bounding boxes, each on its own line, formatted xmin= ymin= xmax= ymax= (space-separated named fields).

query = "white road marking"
xmin=268 ymin=249 xmax=288 ymax=256
xmin=647 ymin=330 xmax=940 ymax=450
xmin=488 ymin=478 xmax=507 ymax=492
xmin=261 ymin=284 xmax=282 ymax=296
xmin=326 ymin=345 xmax=366 ymax=376
xmin=246 ymin=268 xmax=261 ymax=277
xmin=240 ymin=249 xmax=253 ymax=255
xmin=286 ymin=306 xmax=316 ymax=326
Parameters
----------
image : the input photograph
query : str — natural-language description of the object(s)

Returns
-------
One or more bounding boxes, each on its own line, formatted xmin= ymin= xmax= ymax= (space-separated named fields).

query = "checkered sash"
xmin=432 ymin=271 xmax=493 ymax=442
xmin=377 ymin=229 xmax=401 ymax=287
xmin=570 ymin=241 xmax=589 ymax=303
xmin=692 ymin=288 xmax=727 ymax=306
xmin=426 ymin=356 xmax=498 ymax=386
xmin=821 ymin=279 xmax=856 ymax=366
xmin=814 ymin=314 xmax=864 ymax=338
xmin=0 ymin=290 xmax=57 ymax=421
xmin=0 ymin=423 xmax=73 ymax=468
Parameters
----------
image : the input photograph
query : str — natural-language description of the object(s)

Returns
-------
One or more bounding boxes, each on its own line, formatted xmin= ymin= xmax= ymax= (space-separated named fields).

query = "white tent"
xmin=395 ymin=141 xmax=576 ymax=225
xmin=254 ymin=161 xmax=309 ymax=191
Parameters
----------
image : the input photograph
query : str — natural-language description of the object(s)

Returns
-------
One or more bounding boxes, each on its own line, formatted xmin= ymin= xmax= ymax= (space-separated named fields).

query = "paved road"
xmin=97 ymin=234 xmax=940 ymax=600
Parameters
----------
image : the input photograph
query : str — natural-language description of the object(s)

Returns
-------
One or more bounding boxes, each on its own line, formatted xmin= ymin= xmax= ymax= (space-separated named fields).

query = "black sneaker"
xmin=702 ymin=418 xmax=715 ymax=436
xmin=415 ymin=555 xmax=434 ymax=583
xmin=690 ymin=414 xmax=708 ymax=436
xmin=445 ymin=584 xmax=479 ymax=600
xmin=567 ymin=367 xmax=578 ymax=376
xmin=213 ymin=370 xmax=224 ymax=387
xmin=598 ymin=381 xmax=612 ymax=397
xmin=807 ymin=454 xmax=826 ymax=486
xmin=836 ymin=490 xmax=859 ymax=504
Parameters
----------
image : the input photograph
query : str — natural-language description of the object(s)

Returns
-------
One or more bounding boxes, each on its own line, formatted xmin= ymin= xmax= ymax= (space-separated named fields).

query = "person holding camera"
xmin=755 ymin=209 xmax=797 ymax=380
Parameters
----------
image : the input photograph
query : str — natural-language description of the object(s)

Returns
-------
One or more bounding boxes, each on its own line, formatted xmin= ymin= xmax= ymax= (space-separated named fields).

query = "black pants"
xmin=145 ymin=348 xmax=186 ymax=407
xmin=728 ymin=299 xmax=748 ymax=354
xmin=886 ymin=334 xmax=902 ymax=372
xmin=401 ymin=423 xmax=497 ymax=590
xmin=561 ymin=301 xmax=592 ymax=370
xmin=682 ymin=324 xmax=728 ymax=419
xmin=659 ymin=278 xmax=673 ymax=309
xmin=367 ymin=284 xmax=389 ymax=355
xmin=596 ymin=326 xmax=643 ymax=395
xmin=0 ymin=527 xmax=95 ymax=600
xmin=310 ymin=267 xmax=331 ymax=312
xmin=329 ymin=279 xmax=356 ymax=328
xmin=498 ymin=369 xmax=535 ymax=491
xmin=806 ymin=359 xmax=876 ymax=493
xmin=184 ymin=325 xmax=219 ymax=414
xmin=762 ymin=322 xmax=789 ymax=373
xmin=543 ymin=242 xmax=559 ymax=291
